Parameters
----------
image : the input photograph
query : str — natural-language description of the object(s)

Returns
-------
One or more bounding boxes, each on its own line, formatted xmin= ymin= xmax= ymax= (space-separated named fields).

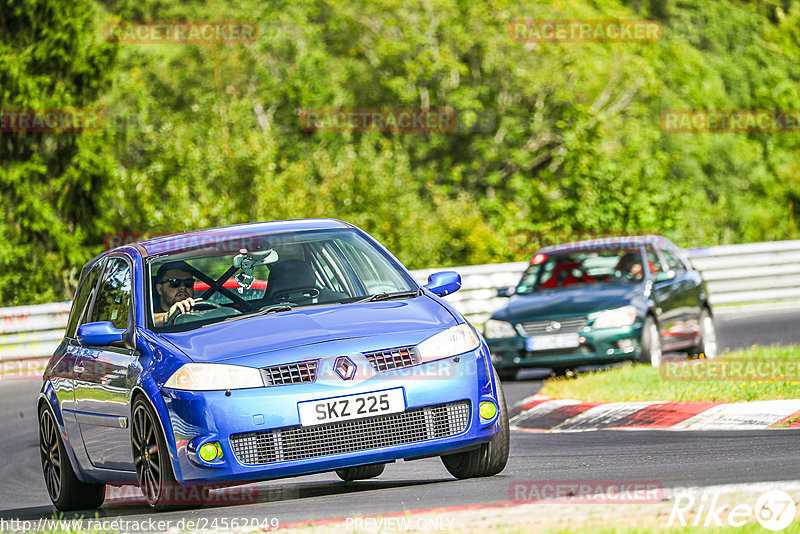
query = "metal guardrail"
xmin=684 ymin=240 xmax=800 ymax=304
xmin=0 ymin=302 xmax=70 ymax=362
xmin=1 ymin=240 xmax=799 ymax=371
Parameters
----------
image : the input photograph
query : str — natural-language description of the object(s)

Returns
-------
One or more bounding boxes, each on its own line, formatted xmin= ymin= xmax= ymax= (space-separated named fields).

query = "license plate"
xmin=298 ymin=388 xmax=405 ymax=427
xmin=525 ymin=333 xmax=580 ymax=351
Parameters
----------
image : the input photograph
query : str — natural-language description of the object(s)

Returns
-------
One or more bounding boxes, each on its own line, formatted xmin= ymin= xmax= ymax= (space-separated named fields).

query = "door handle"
xmin=74 ymin=365 xmax=85 ymax=374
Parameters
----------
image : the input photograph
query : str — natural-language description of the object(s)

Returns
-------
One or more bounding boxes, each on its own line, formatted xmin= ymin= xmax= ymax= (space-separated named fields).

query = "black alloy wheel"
xmin=132 ymin=397 xmax=208 ymax=510
xmin=38 ymin=405 xmax=105 ymax=511
xmin=132 ymin=400 xmax=163 ymax=506
xmin=39 ymin=407 xmax=61 ymax=503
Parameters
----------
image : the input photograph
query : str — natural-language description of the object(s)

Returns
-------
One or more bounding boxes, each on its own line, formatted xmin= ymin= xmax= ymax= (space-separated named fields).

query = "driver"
xmin=617 ymin=253 xmax=644 ymax=281
xmin=153 ymin=262 xmax=202 ymax=326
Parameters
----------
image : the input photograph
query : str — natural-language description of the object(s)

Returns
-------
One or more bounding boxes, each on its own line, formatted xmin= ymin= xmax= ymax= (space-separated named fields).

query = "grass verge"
xmin=539 ymin=346 xmax=800 ymax=402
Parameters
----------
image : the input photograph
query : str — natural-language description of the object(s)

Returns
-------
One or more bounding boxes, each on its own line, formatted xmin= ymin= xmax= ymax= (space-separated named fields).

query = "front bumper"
xmin=160 ymin=345 xmax=499 ymax=485
xmin=487 ymin=323 xmax=644 ymax=370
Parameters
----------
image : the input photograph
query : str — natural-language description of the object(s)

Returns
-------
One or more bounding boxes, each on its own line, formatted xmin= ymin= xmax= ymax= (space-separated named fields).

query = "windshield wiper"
xmin=204 ymin=305 xmax=294 ymax=327
xmin=356 ymin=290 xmax=421 ymax=303
xmin=254 ymin=305 xmax=294 ymax=315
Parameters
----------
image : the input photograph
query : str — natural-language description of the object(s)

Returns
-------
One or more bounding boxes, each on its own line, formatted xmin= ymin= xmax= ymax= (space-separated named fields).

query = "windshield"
xmin=515 ymin=247 xmax=654 ymax=295
xmin=146 ymin=228 xmax=417 ymax=332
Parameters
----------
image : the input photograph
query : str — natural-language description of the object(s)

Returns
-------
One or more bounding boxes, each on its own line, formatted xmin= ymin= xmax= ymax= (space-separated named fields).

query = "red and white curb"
xmin=509 ymin=395 xmax=800 ymax=432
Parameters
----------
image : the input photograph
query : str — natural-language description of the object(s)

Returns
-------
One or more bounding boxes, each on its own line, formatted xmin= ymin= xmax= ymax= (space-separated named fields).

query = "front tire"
xmin=39 ymin=404 xmax=105 ymax=511
xmin=691 ymin=309 xmax=718 ymax=360
xmin=132 ymin=397 xmax=208 ymax=510
xmin=550 ymin=367 xmax=576 ymax=378
xmin=638 ymin=316 xmax=662 ymax=367
xmin=336 ymin=463 xmax=385 ymax=481
xmin=441 ymin=369 xmax=509 ymax=479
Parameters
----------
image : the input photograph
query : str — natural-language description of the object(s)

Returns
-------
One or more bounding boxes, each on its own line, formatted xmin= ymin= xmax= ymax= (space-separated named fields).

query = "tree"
xmin=0 ymin=0 xmax=116 ymax=304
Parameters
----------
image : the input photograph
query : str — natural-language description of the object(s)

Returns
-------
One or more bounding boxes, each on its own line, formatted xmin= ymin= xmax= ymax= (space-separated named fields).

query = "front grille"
xmin=260 ymin=360 xmax=318 ymax=386
xmin=230 ymin=400 xmax=470 ymax=465
xmin=518 ymin=317 xmax=587 ymax=336
xmin=364 ymin=346 xmax=419 ymax=372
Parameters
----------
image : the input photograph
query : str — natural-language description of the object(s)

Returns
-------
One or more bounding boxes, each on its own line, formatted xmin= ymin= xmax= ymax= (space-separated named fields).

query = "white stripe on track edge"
xmin=673 ymin=399 xmax=800 ymax=430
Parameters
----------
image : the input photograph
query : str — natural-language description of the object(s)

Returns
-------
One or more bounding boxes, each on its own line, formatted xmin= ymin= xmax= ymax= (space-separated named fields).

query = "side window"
xmin=537 ymin=259 xmax=557 ymax=285
xmin=65 ymin=263 xmax=103 ymax=338
xmin=646 ymin=246 xmax=667 ymax=273
xmin=91 ymin=258 xmax=132 ymax=330
xmin=661 ymin=249 xmax=686 ymax=274
xmin=516 ymin=263 xmax=541 ymax=292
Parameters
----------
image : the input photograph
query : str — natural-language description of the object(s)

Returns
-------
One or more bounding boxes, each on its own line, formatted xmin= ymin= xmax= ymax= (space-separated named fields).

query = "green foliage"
xmin=0 ymin=0 xmax=116 ymax=304
xmin=3 ymin=0 xmax=800 ymax=304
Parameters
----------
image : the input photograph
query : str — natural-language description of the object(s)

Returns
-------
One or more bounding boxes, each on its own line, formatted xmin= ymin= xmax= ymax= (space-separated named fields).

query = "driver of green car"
xmin=616 ymin=253 xmax=644 ymax=281
xmin=153 ymin=261 xmax=202 ymax=326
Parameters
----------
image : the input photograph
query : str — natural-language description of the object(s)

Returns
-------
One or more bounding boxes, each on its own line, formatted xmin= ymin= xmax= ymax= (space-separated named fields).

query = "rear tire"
xmin=441 ymin=369 xmax=509 ymax=479
xmin=39 ymin=404 xmax=105 ymax=511
xmin=638 ymin=316 xmax=662 ymax=367
xmin=691 ymin=309 xmax=718 ymax=360
xmin=335 ymin=463 xmax=385 ymax=481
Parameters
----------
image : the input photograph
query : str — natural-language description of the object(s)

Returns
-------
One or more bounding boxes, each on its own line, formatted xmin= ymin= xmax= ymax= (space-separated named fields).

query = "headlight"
xmin=164 ymin=363 xmax=265 ymax=391
xmin=417 ymin=324 xmax=481 ymax=363
xmin=591 ymin=306 xmax=637 ymax=329
xmin=483 ymin=319 xmax=518 ymax=339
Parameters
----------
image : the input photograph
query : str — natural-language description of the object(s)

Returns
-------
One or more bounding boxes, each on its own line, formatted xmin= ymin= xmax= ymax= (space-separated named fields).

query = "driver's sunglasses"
xmin=161 ymin=277 xmax=194 ymax=289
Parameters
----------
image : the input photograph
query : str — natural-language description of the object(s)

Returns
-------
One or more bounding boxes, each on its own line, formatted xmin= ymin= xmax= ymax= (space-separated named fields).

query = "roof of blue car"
xmin=136 ymin=218 xmax=352 ymax=255
xmin=538 ymin=235 xmax=673 ymax=254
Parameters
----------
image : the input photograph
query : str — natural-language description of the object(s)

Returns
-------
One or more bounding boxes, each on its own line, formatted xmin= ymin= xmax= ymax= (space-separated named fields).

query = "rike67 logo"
xmin=669 ymin=490 xmax=796 ymax=531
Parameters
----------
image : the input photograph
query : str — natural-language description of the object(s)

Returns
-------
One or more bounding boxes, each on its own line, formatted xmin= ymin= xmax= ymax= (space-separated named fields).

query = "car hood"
xmin=493 ymin=284 xmax=645 ymax=322
xmin=159 ymin=295 xmax=458 ymax=364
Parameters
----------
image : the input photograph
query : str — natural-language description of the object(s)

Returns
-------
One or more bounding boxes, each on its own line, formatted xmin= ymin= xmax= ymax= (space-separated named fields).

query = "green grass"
xmin=540 ymin=346 xmax=800 ymax=403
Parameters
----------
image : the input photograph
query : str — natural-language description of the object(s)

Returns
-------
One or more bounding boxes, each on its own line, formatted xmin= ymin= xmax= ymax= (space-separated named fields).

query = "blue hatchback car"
xmin=38 ymin=219 xmax=509 ymax=510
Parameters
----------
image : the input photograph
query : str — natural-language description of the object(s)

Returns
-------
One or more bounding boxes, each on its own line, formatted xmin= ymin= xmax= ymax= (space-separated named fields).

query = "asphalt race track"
xmin=2 ymin=304 xmax=800 ymax=524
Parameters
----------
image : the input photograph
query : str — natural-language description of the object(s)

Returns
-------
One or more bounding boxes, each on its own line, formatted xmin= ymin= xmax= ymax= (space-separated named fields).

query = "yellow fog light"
xmin=479 ymin=401 xmax=498 ymax=420
xmin=199 ymin=442 xmax=220 ymax=462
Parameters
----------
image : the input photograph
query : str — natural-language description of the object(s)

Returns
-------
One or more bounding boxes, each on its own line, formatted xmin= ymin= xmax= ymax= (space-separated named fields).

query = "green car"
xmin=484 ymin=236 xmax=717 ymax=379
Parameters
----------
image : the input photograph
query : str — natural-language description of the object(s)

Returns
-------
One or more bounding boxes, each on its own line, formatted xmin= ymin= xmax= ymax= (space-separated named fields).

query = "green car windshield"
xmin=515 ymin=248 xmax=658 ymax=294
xmin=146 ymin=229 xmax=416 ymax=332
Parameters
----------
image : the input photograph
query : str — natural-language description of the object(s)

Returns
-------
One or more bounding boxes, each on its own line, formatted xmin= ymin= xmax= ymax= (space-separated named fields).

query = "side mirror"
xmin=77 ymin=321 xmax=125 ymax=346
xmin=424 ymin=271 xmax=461 ymax=297
xmin=496 ymin=286 xmax=514 ymax=297
xmin=654 ymin=270 xmax=676 ymax=283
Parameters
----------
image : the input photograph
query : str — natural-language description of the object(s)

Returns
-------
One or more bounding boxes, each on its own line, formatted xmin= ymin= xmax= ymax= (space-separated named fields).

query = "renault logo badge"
xmin=334 ymin=356 xmax=356 ymax=380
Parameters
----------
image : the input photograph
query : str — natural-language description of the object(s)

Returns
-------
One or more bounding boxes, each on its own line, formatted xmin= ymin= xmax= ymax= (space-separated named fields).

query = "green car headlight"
xmin=483 ymin=319 xmax=517 ymax=339
xmin=591 ymin=306 xmax=637 ymax=329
